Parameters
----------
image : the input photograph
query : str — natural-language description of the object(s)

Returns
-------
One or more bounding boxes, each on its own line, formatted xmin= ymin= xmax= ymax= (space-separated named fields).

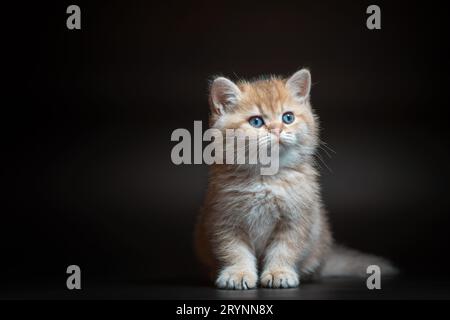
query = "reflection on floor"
xmin=1 ymin=276 xmax=449 ymax=299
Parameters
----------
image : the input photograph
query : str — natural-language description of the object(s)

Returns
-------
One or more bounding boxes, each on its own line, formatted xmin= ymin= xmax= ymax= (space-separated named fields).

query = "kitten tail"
xmin=320 ymin=244 xmax=399 ymax=278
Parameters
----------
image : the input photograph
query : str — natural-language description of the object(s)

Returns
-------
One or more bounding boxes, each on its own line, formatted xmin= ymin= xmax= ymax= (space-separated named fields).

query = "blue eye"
xmin=248 ymin=116 xmax=265 ymax=128
xmin=282 ymin=112 xmax=295 ymax=124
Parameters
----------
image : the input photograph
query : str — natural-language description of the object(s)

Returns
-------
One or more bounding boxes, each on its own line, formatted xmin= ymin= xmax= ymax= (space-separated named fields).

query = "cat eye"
xmin=248 ymin=116 xmax=265 ymax=128
xmin=282 ymin=112 xmax=295 ymax=124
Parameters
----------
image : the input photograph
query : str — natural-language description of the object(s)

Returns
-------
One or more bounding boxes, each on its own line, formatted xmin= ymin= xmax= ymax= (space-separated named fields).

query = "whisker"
xmin=318 ymin=145 xmax=332 ymax=158
xmin=320 ymin=140 xmax=336 ymax=154
xmin=315 ymin=153 xmax=332 ymax=173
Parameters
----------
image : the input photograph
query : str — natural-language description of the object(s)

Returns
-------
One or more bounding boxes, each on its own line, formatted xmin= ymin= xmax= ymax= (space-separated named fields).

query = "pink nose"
xmin=271 ymin=128 xmax=282 ymax=137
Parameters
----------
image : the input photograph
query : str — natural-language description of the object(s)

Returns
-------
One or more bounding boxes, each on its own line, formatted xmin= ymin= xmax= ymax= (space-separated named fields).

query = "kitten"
xmin=195 ymin=69 xmax=397 ymax=289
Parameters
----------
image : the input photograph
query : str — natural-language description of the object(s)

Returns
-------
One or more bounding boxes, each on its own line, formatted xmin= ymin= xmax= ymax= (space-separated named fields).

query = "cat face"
xmin=209 ymin=69 xmax=319 ymax=168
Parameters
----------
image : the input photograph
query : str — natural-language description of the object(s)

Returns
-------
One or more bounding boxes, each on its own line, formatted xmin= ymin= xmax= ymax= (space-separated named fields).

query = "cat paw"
xmin=215 ymin=267 xmax=257 ymax=290
xmin=260 ymin=268 xmax=299 ymax=288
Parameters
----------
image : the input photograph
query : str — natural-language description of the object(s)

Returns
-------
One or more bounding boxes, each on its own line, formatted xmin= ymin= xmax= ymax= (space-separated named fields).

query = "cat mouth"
xmin=278 ymin=138 xmax=292 ymax=147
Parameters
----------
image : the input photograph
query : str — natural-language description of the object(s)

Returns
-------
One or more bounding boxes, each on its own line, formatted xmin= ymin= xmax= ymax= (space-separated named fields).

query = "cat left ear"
xmin=209 ymin=77 xmax=241 ymax=115
xmin=286 ymin=69 xmax=311 ymax=101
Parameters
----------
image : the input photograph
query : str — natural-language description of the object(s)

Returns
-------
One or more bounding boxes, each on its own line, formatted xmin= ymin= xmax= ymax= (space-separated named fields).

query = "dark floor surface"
xmin=1 ymin=276 xmax=449 ymax=300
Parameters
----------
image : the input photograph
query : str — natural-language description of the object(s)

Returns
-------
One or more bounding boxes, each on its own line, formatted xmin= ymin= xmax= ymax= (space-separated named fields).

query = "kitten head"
xmin=208 ymin=69 xmax=319 ymax=169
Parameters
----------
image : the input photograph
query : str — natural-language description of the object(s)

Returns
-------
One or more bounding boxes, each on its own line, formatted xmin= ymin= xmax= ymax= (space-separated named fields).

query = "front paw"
xmin=260 ymin=268 xmax=299 ymax=288
xmin=215 ymin=267 xmax=257 ymax=290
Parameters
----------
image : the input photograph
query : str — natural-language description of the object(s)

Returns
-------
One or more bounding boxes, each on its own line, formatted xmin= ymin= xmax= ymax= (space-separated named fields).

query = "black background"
xmin=2 ymin=0 xmax=450 ymax=297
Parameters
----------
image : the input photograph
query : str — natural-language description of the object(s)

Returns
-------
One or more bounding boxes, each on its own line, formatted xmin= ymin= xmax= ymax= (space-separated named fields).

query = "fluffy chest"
xmin=226 ymin=177 xmax=311 ymax=254
xmin=243 ymin=188 xmax=280 ymax=256
xmin=214 ymin=168 xmax=318 ymax=254
xmin=228 ymin=172 xmax=313 ymax=220
xmin=244 ymin=183 xmax=294 ymax=230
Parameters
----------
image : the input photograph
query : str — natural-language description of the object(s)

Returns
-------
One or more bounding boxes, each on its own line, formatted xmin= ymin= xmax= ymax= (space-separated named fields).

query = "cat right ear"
xmin=209 ymin=77 xmax=241 ymax=115
xmin=286 ymin=69 xmax=311 ymax=101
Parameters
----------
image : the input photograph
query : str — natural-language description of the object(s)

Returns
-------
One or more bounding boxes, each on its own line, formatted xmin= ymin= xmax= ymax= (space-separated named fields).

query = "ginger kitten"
xmin=195 ymin=69 xmax=397 ymax=289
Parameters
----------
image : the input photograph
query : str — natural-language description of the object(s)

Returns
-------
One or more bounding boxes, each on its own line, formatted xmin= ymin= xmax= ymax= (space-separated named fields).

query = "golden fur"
xmin=195 ymin=69 xmax=397 ymax=289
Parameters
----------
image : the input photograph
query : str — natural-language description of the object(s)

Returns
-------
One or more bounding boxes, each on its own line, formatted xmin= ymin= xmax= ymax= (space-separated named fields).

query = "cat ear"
xmin=209 ymin=77 xmax=241 ymax=115
xmin=286 ymin=69 xmax=311 ymax=101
